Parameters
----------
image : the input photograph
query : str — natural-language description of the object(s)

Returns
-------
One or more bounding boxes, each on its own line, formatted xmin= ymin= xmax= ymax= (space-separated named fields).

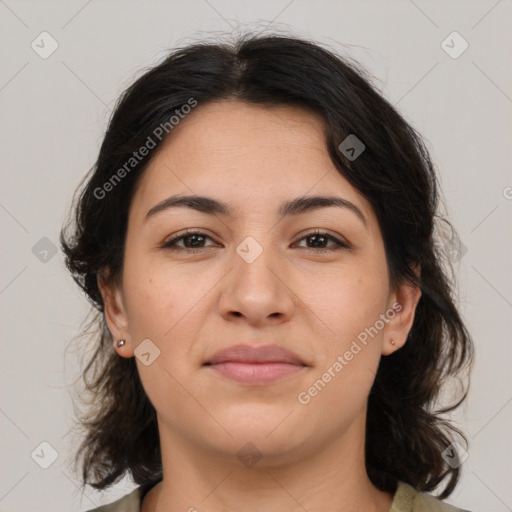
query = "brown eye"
xmin=161 ymin=230 xmax=216 ymax=252
xmin=293 ymin=230 xmax=349 ymax=253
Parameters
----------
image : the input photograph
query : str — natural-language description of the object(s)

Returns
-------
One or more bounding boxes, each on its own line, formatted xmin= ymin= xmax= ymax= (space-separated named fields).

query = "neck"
xmin=142 ymin=415 xmax=393 ymax=512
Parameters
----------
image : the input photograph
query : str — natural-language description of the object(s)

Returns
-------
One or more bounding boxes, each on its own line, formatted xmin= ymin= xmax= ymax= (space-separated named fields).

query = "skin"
xmin=98 ymin=99 xmax=421 ymax=512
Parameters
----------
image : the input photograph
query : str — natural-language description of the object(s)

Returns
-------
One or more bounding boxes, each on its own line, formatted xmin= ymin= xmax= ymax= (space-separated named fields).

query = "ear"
xmin=381 ymin=267 xmax=422 ymax=356
xmin=97 ymin=272 xmax=134 ymax=358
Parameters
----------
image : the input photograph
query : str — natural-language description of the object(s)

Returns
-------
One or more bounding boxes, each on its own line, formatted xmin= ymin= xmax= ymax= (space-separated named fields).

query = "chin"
xmin=207 ymin=432 xmax=311 ymax=469
xmin=206 ymin=407 xmax=312 ymax=463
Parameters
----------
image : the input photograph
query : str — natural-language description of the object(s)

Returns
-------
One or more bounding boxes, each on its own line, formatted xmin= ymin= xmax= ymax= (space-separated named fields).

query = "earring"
xmin=116 ymin=339 xmax=126 ymax=348
xmin=390 ymin=339 xmax=396 ymax=346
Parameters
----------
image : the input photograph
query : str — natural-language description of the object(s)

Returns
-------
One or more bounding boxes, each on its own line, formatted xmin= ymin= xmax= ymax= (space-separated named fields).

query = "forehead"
xmin=129 ymin=99 xmax=374 ymax=225
xmin=175 ymin=98 xmax=327 ymax=136
xmin=161 ymin=99 xmax=328 ymax=160
xmin=146 ymin=98 xmax=328 ymax=173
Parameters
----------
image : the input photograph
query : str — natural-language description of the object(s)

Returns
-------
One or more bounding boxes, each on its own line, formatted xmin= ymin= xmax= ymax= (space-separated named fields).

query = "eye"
xmin=161 ymin=229 xmax=217 ymax=253
xmin=293 ymin=229 xmax=350 ymax=253
xmin=160 ymin=229 xmax=350 ymax=254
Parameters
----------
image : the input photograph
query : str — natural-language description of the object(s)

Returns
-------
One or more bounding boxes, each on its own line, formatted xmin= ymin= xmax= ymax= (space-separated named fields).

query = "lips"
xmin=205 ymin=344 xmax=306 ymax=365
xmin=204 ymin=344 xmax=307 ymax=385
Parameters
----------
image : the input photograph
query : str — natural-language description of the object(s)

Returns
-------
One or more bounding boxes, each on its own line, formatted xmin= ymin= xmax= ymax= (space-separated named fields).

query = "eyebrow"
xmin=144 ymin=194 xmax=367 ymax=227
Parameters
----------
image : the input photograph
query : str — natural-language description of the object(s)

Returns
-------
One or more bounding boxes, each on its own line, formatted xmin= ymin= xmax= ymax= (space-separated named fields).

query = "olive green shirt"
xmin=85 ymin=480 xmax=472 ymax=511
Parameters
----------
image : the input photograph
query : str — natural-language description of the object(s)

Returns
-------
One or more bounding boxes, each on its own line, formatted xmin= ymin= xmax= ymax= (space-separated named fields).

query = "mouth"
xmin=203 ymin=344 xmax=308 ymax=386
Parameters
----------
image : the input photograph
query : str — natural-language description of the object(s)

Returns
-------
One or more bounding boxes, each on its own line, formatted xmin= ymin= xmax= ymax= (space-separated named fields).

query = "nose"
xmin=217 ymin=239 xmax=296 ymax=328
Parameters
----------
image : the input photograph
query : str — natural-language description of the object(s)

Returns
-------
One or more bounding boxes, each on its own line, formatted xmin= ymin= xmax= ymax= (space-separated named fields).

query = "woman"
xmin=60 ymin=33 xmax=474 ymax=511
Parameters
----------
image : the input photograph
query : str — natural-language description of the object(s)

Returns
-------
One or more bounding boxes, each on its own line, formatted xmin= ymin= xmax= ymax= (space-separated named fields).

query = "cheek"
xmin=301 ymin=260 xmax=389 ymax=342
xmin=299 ymin=351 xmax=379 ymax=429
xmin=121 ymin=259 xmax=202 ymax=420
xmin=121 ymin=250 xmax=186 ymax=341
xmin=299 ymin=279 xmax=386 ymax=418
xmin=299 ymin=261 xmax=388 ymax=415
xmin=121 ymin=253 xmax=216 ymax=381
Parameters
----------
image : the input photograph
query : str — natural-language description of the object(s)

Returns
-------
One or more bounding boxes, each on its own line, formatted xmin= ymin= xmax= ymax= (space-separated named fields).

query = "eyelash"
xmin=161 ymin=229 xmax=350 ymax=254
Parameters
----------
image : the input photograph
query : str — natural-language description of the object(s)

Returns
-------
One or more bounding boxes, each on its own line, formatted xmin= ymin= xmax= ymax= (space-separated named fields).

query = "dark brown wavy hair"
xmin=60 ymin=32 xmax=474 ymax=499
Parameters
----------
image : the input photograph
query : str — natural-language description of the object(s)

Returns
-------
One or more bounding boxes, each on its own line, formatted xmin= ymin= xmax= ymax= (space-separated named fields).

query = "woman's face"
xmin=101 ymin=99 xmax=419 ymax=465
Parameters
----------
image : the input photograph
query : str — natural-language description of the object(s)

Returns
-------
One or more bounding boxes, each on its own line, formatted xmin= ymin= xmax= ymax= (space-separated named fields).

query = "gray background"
xmin=1 ymin=0 xmax=510 ymax=510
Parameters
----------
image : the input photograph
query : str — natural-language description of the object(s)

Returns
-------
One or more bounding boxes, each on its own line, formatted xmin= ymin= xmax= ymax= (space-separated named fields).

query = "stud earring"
xmin=116 ymin=339 xmax=126 ymax=348
xmin=390 ymin=339 xmax=396 ymax=346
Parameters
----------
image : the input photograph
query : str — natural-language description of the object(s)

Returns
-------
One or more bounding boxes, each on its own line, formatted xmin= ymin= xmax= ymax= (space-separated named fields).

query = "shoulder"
xmin=391 ymin=481 xmax=472 ymax=512
xmin=83 ymin=478 xmax=161 ymax=512
xmin=84 ymin=486 xmax=142 ymax=512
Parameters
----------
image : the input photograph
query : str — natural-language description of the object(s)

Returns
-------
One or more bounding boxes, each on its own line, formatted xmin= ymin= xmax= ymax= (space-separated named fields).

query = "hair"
xmin=60 ymin=32 xmax=474 ymax=499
